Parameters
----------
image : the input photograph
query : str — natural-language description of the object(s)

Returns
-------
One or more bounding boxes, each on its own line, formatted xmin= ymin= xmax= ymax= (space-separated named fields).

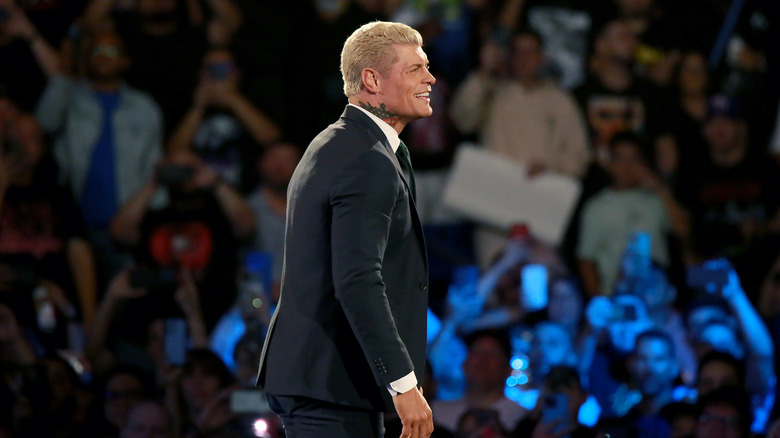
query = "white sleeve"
xmin=386 ymin=371 xmax=418 ymax=396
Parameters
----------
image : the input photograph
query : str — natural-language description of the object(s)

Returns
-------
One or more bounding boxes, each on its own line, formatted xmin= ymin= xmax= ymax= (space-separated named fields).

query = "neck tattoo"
xmin=359 ymin=102 xmax=399 ymax=127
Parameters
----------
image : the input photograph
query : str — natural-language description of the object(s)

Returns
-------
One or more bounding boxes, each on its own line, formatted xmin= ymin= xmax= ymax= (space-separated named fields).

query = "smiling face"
xmin=370 ymin=44 xmax=436 ymax=131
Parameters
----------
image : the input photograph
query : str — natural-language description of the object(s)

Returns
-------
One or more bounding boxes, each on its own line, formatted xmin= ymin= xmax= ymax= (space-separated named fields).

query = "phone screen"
xmin=520 ymin=264 xmax=548 ymax=311
xmin=164 ymin=318 xmax=188 ymax=365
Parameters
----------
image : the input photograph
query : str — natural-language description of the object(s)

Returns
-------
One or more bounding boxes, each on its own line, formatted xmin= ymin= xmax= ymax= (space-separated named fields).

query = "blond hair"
xmin=340 ymin=21 xmax=423 ymax=97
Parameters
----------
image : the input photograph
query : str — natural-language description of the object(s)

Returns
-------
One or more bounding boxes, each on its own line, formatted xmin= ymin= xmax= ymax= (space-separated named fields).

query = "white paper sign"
xmin=442 ymin=144 xmax=582 ymax=246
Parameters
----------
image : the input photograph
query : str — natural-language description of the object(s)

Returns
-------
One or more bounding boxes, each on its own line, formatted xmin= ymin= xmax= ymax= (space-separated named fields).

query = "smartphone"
xmin=164 ymin=318 xmax=188 ymax=366
xmin=129 ymin=267 xmax=176 ymax=290
xmin=230 ymin=389 xmax=270 ymax=414
xmin=686 ymin=265 xmax=729 ymax=291
xmin=156 ymin=164 xmax=195 ymax=186
xmin=520 ymin=264 xmax=548 ymax=311
xmin=541 ymin=392 xmax=570 ymax=435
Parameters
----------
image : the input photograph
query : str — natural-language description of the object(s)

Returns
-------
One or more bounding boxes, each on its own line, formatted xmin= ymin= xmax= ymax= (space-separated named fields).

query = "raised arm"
xmin=1 ymin=4 xmax=64 ymax=78
xmin=110 ymin=179 xmax=158 ymax=246
xmin=66 ymin=237 xmax=98 ymax=325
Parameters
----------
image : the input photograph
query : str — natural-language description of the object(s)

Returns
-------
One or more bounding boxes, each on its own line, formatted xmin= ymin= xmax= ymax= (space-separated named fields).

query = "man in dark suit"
xmin=256 ymin=21 xmax=436 ymax=438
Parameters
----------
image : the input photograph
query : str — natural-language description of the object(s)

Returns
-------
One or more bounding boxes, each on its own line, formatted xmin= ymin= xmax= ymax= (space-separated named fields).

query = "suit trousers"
xmin=267 ymin=393 xmax=385 ymax=438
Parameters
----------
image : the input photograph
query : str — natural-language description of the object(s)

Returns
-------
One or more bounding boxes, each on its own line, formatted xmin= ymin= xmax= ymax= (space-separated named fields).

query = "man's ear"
xmin=361 ymin=68 xmax=381 ymax=93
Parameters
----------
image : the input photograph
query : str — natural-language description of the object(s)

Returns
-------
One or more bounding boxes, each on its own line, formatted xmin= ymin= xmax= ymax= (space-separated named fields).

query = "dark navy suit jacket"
xmin=257 ymin=105 xmax=429 ymax=412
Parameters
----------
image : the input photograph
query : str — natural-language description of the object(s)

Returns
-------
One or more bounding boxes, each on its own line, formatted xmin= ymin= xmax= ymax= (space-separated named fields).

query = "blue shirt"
xmin=81 ymin=90 xmax=120 ymax=229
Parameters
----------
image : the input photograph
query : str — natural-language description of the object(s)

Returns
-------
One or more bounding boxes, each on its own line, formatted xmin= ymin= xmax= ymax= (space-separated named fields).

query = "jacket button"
xmin=419 ymin=282 xmax=427 ymax=290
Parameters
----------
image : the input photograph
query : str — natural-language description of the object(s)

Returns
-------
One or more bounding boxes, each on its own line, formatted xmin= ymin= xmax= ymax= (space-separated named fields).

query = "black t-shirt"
xmin=131 ymin=192 xmax=240 ymax=331
xmin=573 ymin=74 xmax=674 ymax=152
xmin=191 ymin=109 xmax=253 ymax=188
xmin=0 ymin=182 xmax=87 ymax=344
xmin=113 ymin=13 xmax=208 ymax=136
xmin=675 ymin=153 xmax=780 ymax=258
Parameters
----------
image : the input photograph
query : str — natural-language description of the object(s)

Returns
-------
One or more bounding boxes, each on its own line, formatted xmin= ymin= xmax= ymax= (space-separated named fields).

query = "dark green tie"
xmin=395 ymin=140 xmax=416 ymax=202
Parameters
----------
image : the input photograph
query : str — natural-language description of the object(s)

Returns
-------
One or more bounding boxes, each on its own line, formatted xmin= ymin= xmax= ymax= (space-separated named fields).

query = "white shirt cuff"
xmin=386 ymin=371 xmax=418 ymax=397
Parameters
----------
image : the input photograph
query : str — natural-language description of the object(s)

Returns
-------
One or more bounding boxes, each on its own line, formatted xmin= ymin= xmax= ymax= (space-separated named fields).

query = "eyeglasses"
xmin=699 ymin=413 xmax=741 ymax=429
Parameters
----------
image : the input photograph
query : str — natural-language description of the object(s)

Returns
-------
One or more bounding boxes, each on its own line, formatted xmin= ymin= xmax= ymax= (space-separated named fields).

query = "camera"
xmin=156 ymin=164 xmax=195 ymax=186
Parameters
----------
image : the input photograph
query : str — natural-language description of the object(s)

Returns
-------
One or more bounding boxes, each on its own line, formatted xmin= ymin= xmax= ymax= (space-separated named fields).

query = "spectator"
xmin=510 ymin=0 xmax=607 ymax=90
xmin=120 ymin=399 xmax=173 ymax=438
xmin=593 ymin=329 xmax=678 ymax=438
xmin=627 ymin=330 xmax=679 ymax=417
xmin=683 ymin=259 xmax=774 ymax=431
xmin=0 ymin=113 xmax=97 ymax=348
xmin=230 ymin=332 xmax=262 ymax=388
xmin=576 ymin=131 xmax=687 ymax=296
xmin=612 ymin=0 xmax=684 ymax=87
xmin=245 ymin=141 xmax=301 ymax=298
xmin=168 ymin=47 xmax=282 ymax=187
xmin=84 ymin=266 xmax=208 ymax=378
xmin=694 ymin=386 xmax=752 ymax=438
xmin=669 ymin=51 xmax=711 ymax=179
xmin=675 ymin=94 xmax=780 ymax=266
xmin=110 ymin=151 xmax=254 ymax=330
xmin=695 ymin=351 xmax=744 ymax=399
xmin=42 ymin=354 xmax=91 ymax=437
xmin=574 ymin=18 xmax=673 ymax=168
xmin=79 ymin=365 xmax=153 ymax=438
xmin=450 ymin=27 xmax=590 ymax=267
xmin=540 ymin=275 xmax=598 ymax=380
xmin=528 ymin=322 xmax=579 ymax=386
xmin=171 ymin=349 xmax=237 ymax=438
xmin=432 ymin=328 xmax=528 ymax=434
xmin=659 ymin=401 xmax=698 ymax=438
xmin=35 ymin=27 xmax=163 ymax=289
xmin=616 ymin=263 xmax=697 ymax=385
xmin=584 ymin=293 xmax=653 ymax=417
xmin=513 ymin=365 xmax=595 ymax=438
xmin=449 ymin=28 xmax=590 ymax=179
xmin=82 ymin=0 xmax=242 ymax=135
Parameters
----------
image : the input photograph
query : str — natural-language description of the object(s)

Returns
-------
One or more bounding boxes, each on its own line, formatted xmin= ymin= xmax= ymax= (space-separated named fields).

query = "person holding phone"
xmin=168 ymin=47 xmax=282 ymax=187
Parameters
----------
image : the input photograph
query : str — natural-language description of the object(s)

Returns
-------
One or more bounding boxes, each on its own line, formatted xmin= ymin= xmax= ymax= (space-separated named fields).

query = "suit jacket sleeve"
xmin=329 ymin=147 xmax=415 ymax=387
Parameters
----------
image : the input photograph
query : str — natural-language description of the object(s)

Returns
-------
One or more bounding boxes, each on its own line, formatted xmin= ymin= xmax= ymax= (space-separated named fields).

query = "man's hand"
xmin=392 ymin=387 xmax=433 ymax=438
xmin=526 ymin=161 xmax=547 ymax=179
xmin=0 ymin=2 xmax=37 ymax=41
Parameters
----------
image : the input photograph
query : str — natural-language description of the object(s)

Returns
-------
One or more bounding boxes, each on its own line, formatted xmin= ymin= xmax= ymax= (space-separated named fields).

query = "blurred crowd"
xmin=1 ymin=0 xmax=779 ymax=437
